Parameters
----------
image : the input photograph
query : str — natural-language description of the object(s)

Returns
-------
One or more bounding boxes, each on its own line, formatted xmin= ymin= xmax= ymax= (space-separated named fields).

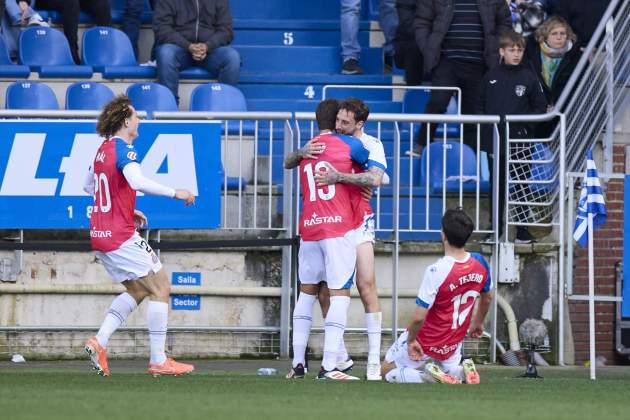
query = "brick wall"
xmin=569 ymin=144 xmax=625 ymax=364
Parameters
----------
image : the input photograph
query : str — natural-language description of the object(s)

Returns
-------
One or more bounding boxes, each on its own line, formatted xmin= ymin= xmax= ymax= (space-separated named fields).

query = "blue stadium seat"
xmin=126 ymin=82 xmax=178 ymax=117
xmin=19 ymin=27 xmax=93 ymax=78
xmin=65 ymin=82 xmax=115 ymax=111
xmin=0 ymin=38 xmax=30 ymax=78
xmin=5 ymin=81 xmax=59 ymax=110
xmin=420 ymin=141 xmax=490 ymax=193
xmin=190 ymin=83 xmax=247 ymax=112
xmin=82 ymin=27 xmax=156 ymax=78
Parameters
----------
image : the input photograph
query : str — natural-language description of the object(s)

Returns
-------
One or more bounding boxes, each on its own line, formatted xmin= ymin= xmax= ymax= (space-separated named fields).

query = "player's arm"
xmin=469 ymin=290 xmax=493 ymax=338
xmin=315 ymin=164 xmax=384 ymax=188
xmin=122 ymin=163 xmax=195 ymax=205
xmin=83 ymin=167 xmax=95 ymax=195
xmin=406 ymin=305 xmax=428 ymax=360
xmin=283 ymin=139 xmax=325 ymax=169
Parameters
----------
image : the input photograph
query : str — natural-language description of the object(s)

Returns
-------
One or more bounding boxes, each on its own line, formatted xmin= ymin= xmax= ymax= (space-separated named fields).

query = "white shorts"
xmin=95 ymin=232 xmax=163 ymax=283
xmin=353 ymin=213 xmax=375 ymax=245
xmin=385 ymin=331 xmax=462 ymax=374
xmin=298 ymin=231 xmax=356 ymax=290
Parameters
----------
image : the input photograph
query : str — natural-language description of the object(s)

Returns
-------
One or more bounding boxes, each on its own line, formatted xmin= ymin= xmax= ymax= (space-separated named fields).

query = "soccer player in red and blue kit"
xmin=284 ymin=99 xmax=371 ymax=380
xmin=381 ymin=208 xmax=492 ymax=384
xmin=83 ymin=96 xmax=195 ymax=377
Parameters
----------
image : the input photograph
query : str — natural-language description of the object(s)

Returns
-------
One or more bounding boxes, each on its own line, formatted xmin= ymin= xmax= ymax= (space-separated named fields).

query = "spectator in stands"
xmin=1 ymin=1 xmax=48 ymax=58
xmin=524 ymin=16 xmax=580 ymax=138
xmin=394 ymin=0 xmax=424 ymax=85
xmin=5 ymin=1 xmax=47 ymax=26
xmin=478 ymin=30 xmax=547 ymax=242
xmin=525 ymin=16 xmax=580 ymax=110
xmin=154 ymin=0 xmax=240 ymax=104
xmin=556 ymin=0 xmax=611 ymax=50
xmin=408 ymin=0 xmax=512 ymax=156
xmin=35 ymin=0 xmax=111 ymax=64
xmin=341 ymin=0 xmax=398 ymax=75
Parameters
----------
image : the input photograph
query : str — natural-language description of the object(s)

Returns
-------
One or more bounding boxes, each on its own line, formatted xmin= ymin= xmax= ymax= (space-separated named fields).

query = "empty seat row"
xmin=4 ymin=81 xmax=246 ymax=116
xmin=1 ymin=26 xmax=385 ymax=79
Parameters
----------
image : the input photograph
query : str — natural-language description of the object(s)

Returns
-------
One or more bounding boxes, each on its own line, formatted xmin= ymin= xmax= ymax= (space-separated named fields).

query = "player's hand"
xmin=469 ymin=322 xmax=484 ymax=338
xmin=133 ymin=209 xmax=148 ymax=229
xmin=299 ymin=139 xmax=325 ymax=160
xmin=361 ymin=186 xmax=373 ymax=201
xmin=314 ymin=162 xmax=339 ymax=186
xmin=175 ymin=189 xmax=196 ymax=206
xmin=407 ymin=339 xmax=424 ymax=361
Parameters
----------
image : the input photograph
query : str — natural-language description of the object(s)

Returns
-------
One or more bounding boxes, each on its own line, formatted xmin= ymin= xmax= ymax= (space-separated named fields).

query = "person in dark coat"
xmin=394 ymin=0 xmax=424 ymax=85
xmin=154 ymin=0 xmax=240 ymax=103
xmin=408 ymin=0 xmax=512 ymax=156
xmin=555 ymin=0 xmax=610 ymax=49
xmin=478 ymin=30 xmax=547 ymax=242
xmin=524 ymin=16 xmax=580 ymax=137
xmin=525 ymin=16 xmax=581 ymax=107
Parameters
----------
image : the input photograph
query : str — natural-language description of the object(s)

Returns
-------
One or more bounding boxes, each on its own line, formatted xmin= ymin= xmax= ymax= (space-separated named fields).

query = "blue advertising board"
xmin=0 ymin=120 xmax=222 ymax=228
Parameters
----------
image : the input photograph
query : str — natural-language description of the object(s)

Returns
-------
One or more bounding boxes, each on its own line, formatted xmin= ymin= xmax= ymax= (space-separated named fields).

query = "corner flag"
xmin=573 ymin=150 xmax=607 ymax=247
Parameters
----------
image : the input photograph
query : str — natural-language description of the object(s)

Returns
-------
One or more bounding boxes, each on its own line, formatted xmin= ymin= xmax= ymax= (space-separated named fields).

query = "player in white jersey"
xmin=313 ymin=98 xmax=388 ymax=380
xmin=381 ymin=208 xmax=492 ymax=384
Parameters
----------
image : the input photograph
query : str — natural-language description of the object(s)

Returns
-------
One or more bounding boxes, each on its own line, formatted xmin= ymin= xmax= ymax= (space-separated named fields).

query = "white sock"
xmin=337 ymin=336 xmax=349 ymax=362
xmin=95 ymin=292 xmax=137 ymax=348
xmin=385 ymin=367 xmax=426 ymax=383
xmin=147 ymin=301 xmax=169 ymax=365
xmin=291 ymin=292 xmax=317 ymax=367
xmin=366 ymin=312 xmax=382 ymax=365
xmin=322 ymin=295 xmax=350 ymax=371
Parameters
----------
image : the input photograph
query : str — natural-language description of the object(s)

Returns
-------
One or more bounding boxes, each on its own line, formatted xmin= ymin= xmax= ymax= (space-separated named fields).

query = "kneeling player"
xmin=381 ymin=208 xmax=492 ymax=384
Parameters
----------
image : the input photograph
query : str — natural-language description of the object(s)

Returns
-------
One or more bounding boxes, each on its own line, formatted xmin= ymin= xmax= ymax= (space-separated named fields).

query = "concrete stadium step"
xmin=247 ymin=99 xmax=401 ymax=113
xmin=238 ymin=84 xmax=392 ymax=101
xmin=234 ymin=19 xmax=371 ymax=31
xmin=230 ymin=0 xmax=370 ymax=21
xmin=238 ymin=46 xmax=384 ymax=74
xmin=239 ymin=73 xmax=392 ymax=85
xmin=233 ymin=29 xmax=370 ymax=47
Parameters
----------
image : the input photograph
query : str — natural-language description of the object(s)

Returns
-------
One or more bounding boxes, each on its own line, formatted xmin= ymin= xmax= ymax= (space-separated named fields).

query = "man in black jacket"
xmin=154 ymin=0 xmax=240 ymax=103
xmin=408 ymin=0 xmax=512 ymax=156
xmin=479 ymin=30 xmax=547 ymax=242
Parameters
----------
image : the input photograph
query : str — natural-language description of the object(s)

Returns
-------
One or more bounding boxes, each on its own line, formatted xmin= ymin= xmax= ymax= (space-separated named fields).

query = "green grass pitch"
xmin=1 ymin=361 xmax=629 ymax=420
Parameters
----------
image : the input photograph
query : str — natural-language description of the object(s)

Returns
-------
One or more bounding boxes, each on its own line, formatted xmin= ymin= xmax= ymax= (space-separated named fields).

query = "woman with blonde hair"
xmin=524 ymin=16 xmax=581 ymax=109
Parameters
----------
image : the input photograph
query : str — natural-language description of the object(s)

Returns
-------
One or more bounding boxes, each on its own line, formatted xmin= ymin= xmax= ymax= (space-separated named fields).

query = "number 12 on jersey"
xmin=451 ymin=290 xmax=480 ymax=330
xmin=303 ymin=162 xmax=335 ymax=202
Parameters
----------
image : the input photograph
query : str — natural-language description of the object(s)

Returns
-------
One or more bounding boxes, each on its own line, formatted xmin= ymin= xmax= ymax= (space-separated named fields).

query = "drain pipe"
xmin=496 ymin=293 xmax=521 ymax=351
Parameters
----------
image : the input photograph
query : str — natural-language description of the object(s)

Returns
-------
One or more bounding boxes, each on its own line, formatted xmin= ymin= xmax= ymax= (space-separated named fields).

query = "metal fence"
xmin=0 ymin=109 xmax=503 ymax=361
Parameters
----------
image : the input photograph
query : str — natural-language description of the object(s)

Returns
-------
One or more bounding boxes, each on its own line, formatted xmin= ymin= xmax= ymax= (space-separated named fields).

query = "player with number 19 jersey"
xmin=89 ymin=137 xmax=139 ymax=252
xmin=298 ymin=133 xmax=370 ymax=241
xmin=415 ymin=253 xmax=492 ymax=361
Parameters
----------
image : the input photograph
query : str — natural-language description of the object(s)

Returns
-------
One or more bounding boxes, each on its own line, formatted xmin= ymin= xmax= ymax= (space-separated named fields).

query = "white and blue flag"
xmin=573 ymin=150 xmax=607 ymax=247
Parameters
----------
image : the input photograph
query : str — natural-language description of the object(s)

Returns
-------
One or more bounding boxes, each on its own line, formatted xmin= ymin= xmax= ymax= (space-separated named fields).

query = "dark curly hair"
xmin=96 ymin=95 xmax=134 ymax=138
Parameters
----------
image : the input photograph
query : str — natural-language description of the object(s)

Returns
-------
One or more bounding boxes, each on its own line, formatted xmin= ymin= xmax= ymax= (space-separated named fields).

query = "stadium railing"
xmin=502 ymin=0 xmax=630 ymax=365
xmin=0 ymin=109 xmax=506 ymax=361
